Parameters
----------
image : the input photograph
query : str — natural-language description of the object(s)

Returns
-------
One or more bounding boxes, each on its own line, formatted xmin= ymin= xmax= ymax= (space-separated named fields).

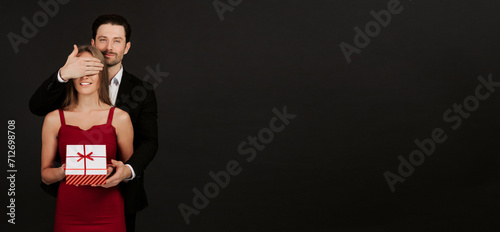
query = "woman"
xmin=40 ymin=45 xmax=133 ymax=232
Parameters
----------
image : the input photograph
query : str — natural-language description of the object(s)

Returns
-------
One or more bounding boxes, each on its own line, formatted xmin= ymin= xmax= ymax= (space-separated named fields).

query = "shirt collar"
xmin=110 ymin=65 xmax=124 ymax=86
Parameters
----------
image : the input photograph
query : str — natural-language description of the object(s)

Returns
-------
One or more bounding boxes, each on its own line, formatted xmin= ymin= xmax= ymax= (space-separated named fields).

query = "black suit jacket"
xmin=29 ymin=70 xmax=158 ymax=214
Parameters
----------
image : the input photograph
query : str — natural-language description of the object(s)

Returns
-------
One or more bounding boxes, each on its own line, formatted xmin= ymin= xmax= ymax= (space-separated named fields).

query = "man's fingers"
xmin=68 ymin=44 xmax=78 ymax=57
xmin=84 ymin=66 xmax=103 ymax=72
xmin=93 ymin=161 xmax=124 ymax=188
xmin=106 ymin=166 xmax=114 ymax=178
xmin=102 ymin=176 xmax=120 ymax=188
xmin=91 ymin=57 xmax=101 ymax=63
xmin=83 ymin=70 xmax=100 ymax=76
xmin=82 ymin=60 xmax=104 ymax=67
xmin=81 ymin=57 xmax=103 ymax=64
xmin=86 ymin=62 xmax=104 ymax=69
xmin=83 ymin=63 xmax=104 ymax=70
xmin=95 ymin=160 xmax=124 ymax=188
xmin=95 ymin=173 xmax=119 ymax=188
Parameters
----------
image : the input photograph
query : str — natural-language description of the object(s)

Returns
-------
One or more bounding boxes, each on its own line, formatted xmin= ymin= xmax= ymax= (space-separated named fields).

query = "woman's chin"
xmin=76 ymin=89 xmax=98 ymax=95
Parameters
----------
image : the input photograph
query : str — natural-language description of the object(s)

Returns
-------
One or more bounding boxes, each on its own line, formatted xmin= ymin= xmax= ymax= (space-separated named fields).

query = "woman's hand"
xmin=58 ymin=163 xmax=66 ymax=181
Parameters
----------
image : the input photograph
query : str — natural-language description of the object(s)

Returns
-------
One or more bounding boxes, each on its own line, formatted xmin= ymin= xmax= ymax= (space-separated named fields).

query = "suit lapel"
xmin=115 ymin=71 xmax=133 ymax=109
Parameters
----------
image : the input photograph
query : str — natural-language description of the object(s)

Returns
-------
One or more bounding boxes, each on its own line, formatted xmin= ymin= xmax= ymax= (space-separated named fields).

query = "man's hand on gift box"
xmin=91 ymin=164 xmax=116 ymax=187
xmin=106 ymin=164 xmax=115 ymax=178
xmin=97 ymin=159 xmax=132 ymax=188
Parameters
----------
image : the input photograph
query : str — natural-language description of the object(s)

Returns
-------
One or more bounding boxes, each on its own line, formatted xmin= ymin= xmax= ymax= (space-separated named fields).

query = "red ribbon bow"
xmin=77 ymin=152 xmax=94 ymax=162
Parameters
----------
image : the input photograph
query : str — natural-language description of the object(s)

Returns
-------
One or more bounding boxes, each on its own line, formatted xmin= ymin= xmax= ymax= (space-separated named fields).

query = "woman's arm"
xmin=114 ymin=108 xmax=134 ymax=162
xmin=41 ymin=110 xmax=65 ymax=185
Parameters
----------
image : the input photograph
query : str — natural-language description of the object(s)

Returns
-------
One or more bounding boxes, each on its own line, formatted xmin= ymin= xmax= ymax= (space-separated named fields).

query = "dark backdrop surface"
xmin=2 ymin=0 xmax=500 ymax=231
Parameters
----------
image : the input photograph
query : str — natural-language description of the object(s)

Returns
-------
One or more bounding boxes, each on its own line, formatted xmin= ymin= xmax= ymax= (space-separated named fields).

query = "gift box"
xmin=65 ymin=145 xmax=107 ymax=185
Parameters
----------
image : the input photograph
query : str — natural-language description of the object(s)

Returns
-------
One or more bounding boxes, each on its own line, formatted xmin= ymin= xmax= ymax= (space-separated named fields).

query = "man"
xmin=29 ymin=14 xmax=158 ymax=232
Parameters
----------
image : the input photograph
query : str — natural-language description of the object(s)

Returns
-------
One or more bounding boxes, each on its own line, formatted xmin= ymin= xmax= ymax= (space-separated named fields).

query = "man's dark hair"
xmin=92 ymin=14 xmax=131 ymax=42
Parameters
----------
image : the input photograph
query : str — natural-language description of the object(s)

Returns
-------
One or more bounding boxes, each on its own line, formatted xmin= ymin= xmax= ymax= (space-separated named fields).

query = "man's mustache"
xmin=103 ymin=52 xmax=117 ymax=56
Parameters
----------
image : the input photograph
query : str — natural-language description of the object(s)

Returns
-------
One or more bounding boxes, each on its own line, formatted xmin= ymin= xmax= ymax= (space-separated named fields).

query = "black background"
xmin=2 ymin=0 xmax=500 ymax=231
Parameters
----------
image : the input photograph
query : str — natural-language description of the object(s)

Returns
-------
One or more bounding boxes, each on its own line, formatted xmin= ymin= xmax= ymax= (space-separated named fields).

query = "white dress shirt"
xmin=108 ymin=67 xmax=123 ymax=106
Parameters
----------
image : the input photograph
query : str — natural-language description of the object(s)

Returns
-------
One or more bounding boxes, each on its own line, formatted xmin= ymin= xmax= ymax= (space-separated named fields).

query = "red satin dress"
xmin=54 ymin=107 xmax=125 ymax=232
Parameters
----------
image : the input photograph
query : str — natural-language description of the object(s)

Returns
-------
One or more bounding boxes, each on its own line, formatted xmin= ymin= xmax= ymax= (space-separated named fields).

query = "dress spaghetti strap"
xmin=106 ymin=107 xmax=116 ymax=125
xmin=58 ymin=109 xmax=66 ymax=125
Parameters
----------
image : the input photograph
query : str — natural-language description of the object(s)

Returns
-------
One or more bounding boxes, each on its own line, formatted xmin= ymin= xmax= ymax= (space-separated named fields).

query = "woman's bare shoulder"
xmin=45 ymin=109 xmax=60 ymax=122
xmin=113 ymin=108 xmax=131 ymax=123
xmin=43 ymin=109 xmax=61 ymax=129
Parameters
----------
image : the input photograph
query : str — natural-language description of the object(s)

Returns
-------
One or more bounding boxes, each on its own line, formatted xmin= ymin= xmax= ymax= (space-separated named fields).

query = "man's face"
xmin=91 ymin=24 xmax=130 ymax=67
